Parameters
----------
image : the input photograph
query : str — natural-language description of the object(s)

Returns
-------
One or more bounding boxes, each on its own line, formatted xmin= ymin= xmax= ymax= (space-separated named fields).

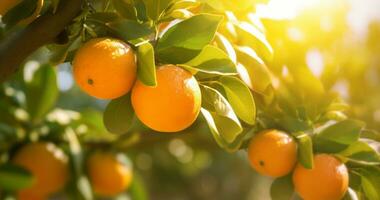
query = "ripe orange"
xmin=87 ymin=152 xmax=133 ymax=197
xmin=131 ymin=65 xmax=201 ymax=132
xmin=0 ymin=0 xmax=44 ymax=25
xmin=293 ymin=154 xmax=349 ymax=200
xmin=12 ymin=142 xmax=68 ymax=199
xmin=73 ymin=38 xmax=137 ymax=99
xmin=247 ymin=129 xmax=297 ymax=177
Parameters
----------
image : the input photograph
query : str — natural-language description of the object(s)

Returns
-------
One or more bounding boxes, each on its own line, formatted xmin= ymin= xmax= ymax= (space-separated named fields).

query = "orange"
xmin=158 ymin=22 xmax=170 ymax=32
xmin=18 ymin=191 xmax=47 ymax=200
xmin=248 ymin=129 xmax=297 ymax=177
xmin=73 ymin=38 xmax=137 ymax=99
xmin=131 ymin=65 xmax=201 ymax=132
xmin=12 ymin=142 xmax=69 ymax=198
xmin=293 ymin=154 xmax=349 ymax=200
xmin=0 ymin=0 xmax=44 ymax=25
xmin=87 ymin=152 xmax=133 ymax=197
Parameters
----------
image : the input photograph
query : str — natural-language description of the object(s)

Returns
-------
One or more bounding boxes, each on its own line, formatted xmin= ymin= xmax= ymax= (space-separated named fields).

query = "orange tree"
xmin=0 ymin=0 xmax=380 ymax=200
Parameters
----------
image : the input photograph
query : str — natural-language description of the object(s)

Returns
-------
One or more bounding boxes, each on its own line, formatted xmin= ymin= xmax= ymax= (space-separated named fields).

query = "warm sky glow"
xmin=256 ymin=0 xmax=380 ymax=38
xmin=256 ymin=0 xmax=322 ymax=20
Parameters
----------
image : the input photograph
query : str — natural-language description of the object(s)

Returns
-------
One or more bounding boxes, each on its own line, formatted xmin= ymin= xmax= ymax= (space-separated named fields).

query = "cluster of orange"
xmin=12 ymin=142 xmax=132 ymax=200
xmin=248 ymin=130 xmax=349 ymax=200
xmin=73 ymin=38 xmax=201 ymax=133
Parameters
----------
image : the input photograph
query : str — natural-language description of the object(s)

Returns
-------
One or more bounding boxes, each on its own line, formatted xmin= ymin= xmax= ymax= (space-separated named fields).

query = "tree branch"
xmin=0 ymin=0 xmax=84 ymax=83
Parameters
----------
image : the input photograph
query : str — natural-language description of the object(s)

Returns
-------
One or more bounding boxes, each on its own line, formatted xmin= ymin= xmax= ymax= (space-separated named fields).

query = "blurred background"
xmin=56 ymin=0 xmax=380 ymax=199
xmin=2 ymin=0 xmax=380 ymax=199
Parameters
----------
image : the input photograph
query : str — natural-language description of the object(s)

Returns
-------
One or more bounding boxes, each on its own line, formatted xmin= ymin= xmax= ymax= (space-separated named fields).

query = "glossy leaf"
xmin=112 ymin=0 xmax=137 ymax=20
xmin=214 ymin=33 xmax=237 ymax=63
xmin=277 ymin=117 xmax=311 ymax=133
xmin=157 ymin=14 xmax=223 ymax=63
xmin=219 ymin=76 xmax=255 ymax=125
xmin=314 ymin=120 xmax=365 ymax=153
xmin=339 ymin=141 xmax=380 ymax=165
xmin=184 ymin=45 xmax=236 ymax=75
xmin=292 ymin=132 xmax=314 ymax=169
xmin=235 ymin=46 xmax=272 ymax=94
xmin=200 ymin=85 xmax=242 ymax=143
xmin=142 ymin=0 xmax=173 ymax=20
xmin=0 ymin=163 xmax=34 ymax=191
xmin=107 ymin=19 xmax=153 ymax=41
xmin=103 ymin=94 xmax=135 ymax=134
xmin=167 ymin=9 xmax=193 ymax=20
xmin=234 ymin=21 xmax=273 ymax=62
xmin=200 ymin=108 xmax=247 ymax=152
xmin=137 ymin=42 xmax=157 ymax=86
xmin=358 ymin=167 xmax=380 ymax=200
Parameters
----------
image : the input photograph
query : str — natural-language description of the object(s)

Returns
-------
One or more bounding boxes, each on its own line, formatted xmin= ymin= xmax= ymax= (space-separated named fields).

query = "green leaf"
xmin=160 ymin=0 xmax=199 ymax=20
xmin=0 ymin=163 xmax=34 ymax=191
xmin=24 ymin=63 xmax=58 ymax=123
xmin=142 ymin=0 xmax=173 ymax=20
xmin=270 ymin=175 xmax=295 ymax=200
xmin=339 ymin=141 xmax=380 ymax=165
xmin=358 ymin=167 xmax=380 ymax=200
xmin=286 ymin=65 xmax=326 ymax=119
xmin=219 ymin=76 xmax=255 ymax=125
xmin=136 ymin=42 xmax=157 ymax=86
xmin=214 ymin=33 xmax=237 ymax=63
xmin=2 ymin=0 xmax=39 ymax=27
xmin=167 ymin=0 xmax=200 ymax=12
xmin=65 ymin=128 xmax=93 ymax=200
xmin=348 ymin=171 xmax=363 ymax=193
xmin=107 ymin=19 xmax=153 ymax=41
xmin=234 ymin=21 xmax=273 ymax=62
xmin=361 ymin=129 xmax=380 ymax=142
xmin=183 ymin=45 xmax=236 ymax=75
xmin=314 ymin=120 xmax=365 ymax=153
xmin=134 ymin=0 xmax=149 ymax=22
xmin=200 ymin=85 xmax=242 ymax=144
xmin=28 ymin=43 xmax=71 ymax=66
xmin=103 ymin=94 xmax=135 ymax=134
xmin=292 ymin=132 xmax=314 ymax=169
xmin=200 ymin=108 xmax=247 ymax=152
xmin=277 ymin=117 xmax=311 ymax=133
xmin=79 ymin=109 xmax=117 ymax=142
xmin=112 ymin=0 xmax=137 ymax=20
xmin=323 ymin=111 xmax=348 ymax=121
xmin=166 ymin=9 xmax=193 ymax=20
xmin=343 ymin=188 xmax=359 ymax=200
xmin=129 ymin=173 xmax=149 ymax=200
xmin=87 ymin=12 xmax=121 ymax=24
xmin=235 ymin=46 xmax=272 ymax=94
xmin=157 ymin=14 xmax=223 ymax=64
xmin=203 ymin=0 xmax=224 ymax=11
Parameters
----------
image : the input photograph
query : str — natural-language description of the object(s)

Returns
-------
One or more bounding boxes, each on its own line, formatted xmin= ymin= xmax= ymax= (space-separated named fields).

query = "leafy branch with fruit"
xmin=0 ymin=0 xmax=379 ymax=200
